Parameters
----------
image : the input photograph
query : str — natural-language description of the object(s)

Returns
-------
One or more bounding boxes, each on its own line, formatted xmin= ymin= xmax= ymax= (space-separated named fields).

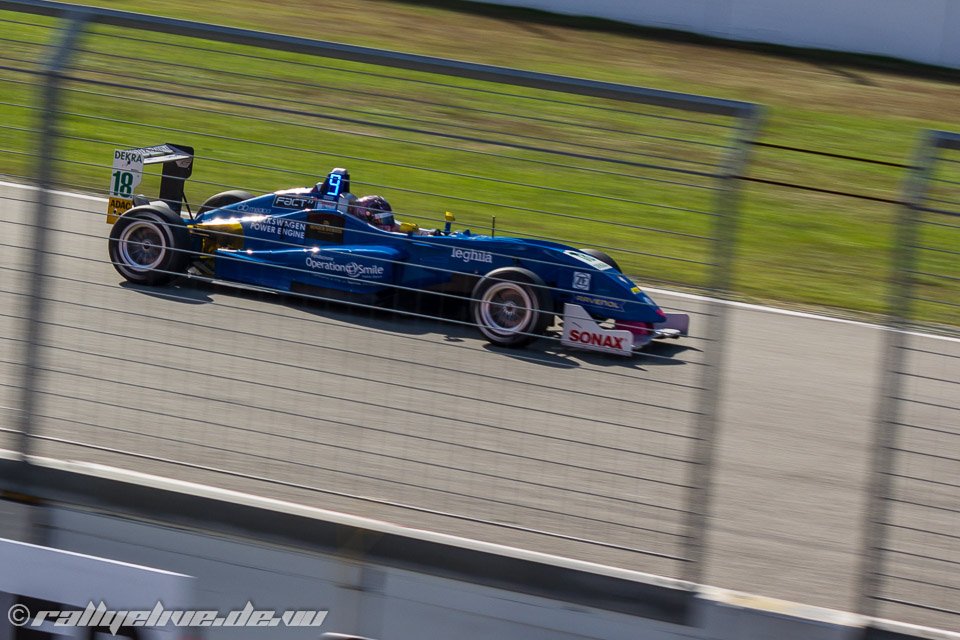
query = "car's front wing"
xmin=559 ymin=304 xmax=689 ymax=356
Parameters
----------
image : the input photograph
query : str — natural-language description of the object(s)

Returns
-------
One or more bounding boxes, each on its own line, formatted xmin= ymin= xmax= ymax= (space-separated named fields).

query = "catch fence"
xmin=861 ymin=130 xmax=960 ymax=631
xmin=0 ymin=1 xmax=758 ymax=587
xmin=2 ymin=1 xmax=958 ymax=633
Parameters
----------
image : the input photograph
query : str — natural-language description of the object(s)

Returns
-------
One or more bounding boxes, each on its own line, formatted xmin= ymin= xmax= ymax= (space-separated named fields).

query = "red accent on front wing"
xmin=615 ymin=320 xmax=655 ymax=337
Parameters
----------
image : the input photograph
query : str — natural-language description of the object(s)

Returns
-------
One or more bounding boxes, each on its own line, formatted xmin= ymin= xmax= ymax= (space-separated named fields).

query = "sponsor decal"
xmin=107 ymin=196 xmax=132 ymax=220
xmin=572 ymin=271 xmax=591 ymax=291
xmin=138 ymin=144 xmax=175 ymax=156
xmin=568 ymin=329 xmax=626 ymax=351
xmin=451 ymin=247 xmax=493 ymax=263
xmin=564 ymin=249 xmax=613 ymax=270
xmin=305 ymin=255 xmax=385 ymax=280
xmin=306 ymin=212 xmax=345 ymax=243
xmin=113 ymin=149 xmax=142 ymax=164
xmin=249 ymin=216 xmax=307 ymax=240
xmin=573 ymin=294 xmax=624 ymax=311
xmin=273 ymin=194 xmax=317 ymax=209
xmin=235 ymin=203 xmax=273 ymax=215
xmin=560 ymin=303 xmax=633 ymax=356
xmin=108 ymin=148 xmax=144 ymax=223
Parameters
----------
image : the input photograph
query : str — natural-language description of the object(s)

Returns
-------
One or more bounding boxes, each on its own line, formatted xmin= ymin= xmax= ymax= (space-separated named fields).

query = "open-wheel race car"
xmin=105 ymin=143 xmax=689 ymax=356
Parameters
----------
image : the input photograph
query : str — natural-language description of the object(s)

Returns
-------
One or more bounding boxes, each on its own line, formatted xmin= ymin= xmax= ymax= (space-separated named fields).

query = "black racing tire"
xmin=108 ymin=206 xmax=190 ymax=285
xmin=580 ymin=247 xmax=622 ymax=272
xmin=471 ymin=268 xmax=552 ymax=348
xmin=197 ymin=190 xmax=253 ymax=215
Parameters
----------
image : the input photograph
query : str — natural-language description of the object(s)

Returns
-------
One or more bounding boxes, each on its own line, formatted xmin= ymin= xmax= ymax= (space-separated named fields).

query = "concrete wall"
xmin=44 ymin=508 xmax=674 ymax=640
xmin=1 ymin=536 xmax=194 ymax=639
xmin=2 ymin=457 xmax=957 ymax=640
xmin=46 ymin=507 xmax=860 ymax=640
xmin=486 ymin=0 xmax=960 ymax=69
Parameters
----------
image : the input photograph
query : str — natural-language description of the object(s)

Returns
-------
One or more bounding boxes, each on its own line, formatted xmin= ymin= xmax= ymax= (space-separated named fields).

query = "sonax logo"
xmin=568 ymin=329 xmax=627 ymax=351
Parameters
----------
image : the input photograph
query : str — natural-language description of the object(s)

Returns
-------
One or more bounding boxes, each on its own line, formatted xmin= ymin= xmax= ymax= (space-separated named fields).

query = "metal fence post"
xmin=13 ymin=12 xmax=87 ymax=466
xmin=681 ymin=107 xmax=763 ymax=585
xmin=856 ymin=131 xmax=939 ymax=617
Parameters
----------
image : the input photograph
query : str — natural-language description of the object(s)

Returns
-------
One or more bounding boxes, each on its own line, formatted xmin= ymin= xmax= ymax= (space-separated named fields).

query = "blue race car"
xmin=105 ymin=143 xmax=688 ymax=355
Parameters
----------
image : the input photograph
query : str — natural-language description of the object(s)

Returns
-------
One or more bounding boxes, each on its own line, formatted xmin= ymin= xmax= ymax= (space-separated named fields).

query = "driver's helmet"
xmin=349 ymin=195 xmax=395 ymax=230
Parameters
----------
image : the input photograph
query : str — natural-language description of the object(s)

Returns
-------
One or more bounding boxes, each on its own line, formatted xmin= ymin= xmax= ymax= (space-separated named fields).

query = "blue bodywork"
xmin=189 ymin=192 xmax=667 ymax=327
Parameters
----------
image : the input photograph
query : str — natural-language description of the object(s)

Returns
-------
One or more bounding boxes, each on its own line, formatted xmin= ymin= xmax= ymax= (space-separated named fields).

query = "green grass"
xmin=1 ymin=0 xmax=958 ymax=328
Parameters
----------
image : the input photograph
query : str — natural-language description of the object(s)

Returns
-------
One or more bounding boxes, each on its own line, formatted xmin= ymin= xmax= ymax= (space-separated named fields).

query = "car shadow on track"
xmin=119 ymin=280 xmax=215 ymax=304
xmin=125 ymin=279 xmax=699 ymax=367
xmin=494 ymin=339 xmax=700 ymax=369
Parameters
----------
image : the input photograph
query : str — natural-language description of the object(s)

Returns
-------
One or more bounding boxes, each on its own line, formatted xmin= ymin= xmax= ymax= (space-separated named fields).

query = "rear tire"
xmin=471 ymin=269 xmax=551 ymax=347
xmin=108 ymin=206 xmax=190 ymax=285
xmin=197 ymin=190 xmax=253 ymax=215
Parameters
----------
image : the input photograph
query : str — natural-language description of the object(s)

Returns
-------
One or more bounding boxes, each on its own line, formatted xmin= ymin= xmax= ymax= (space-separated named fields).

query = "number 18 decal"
xmin=109 ymin=150 xmax=144 ymax=198
xmin=107 ymin=149 xmax=144 ymax=223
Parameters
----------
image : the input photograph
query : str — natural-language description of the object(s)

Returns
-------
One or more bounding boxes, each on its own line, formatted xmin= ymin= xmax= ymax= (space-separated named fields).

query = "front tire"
xmin=580 ymin=247 xmax=621 ymax=272
xmin=471 ymin=269 xmax=551 ymax=347
xmin=108 ymin=206 xmax=190 ymax=285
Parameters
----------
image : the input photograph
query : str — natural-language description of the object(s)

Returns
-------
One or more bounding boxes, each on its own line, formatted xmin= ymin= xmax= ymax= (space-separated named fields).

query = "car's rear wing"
xmin=106 ymin=143 xmax=194 ymax=223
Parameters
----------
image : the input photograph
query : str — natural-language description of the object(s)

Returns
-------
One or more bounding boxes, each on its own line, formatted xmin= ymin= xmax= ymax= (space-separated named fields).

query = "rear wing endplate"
xmin=106 ymin=143 xmax=194 ymax=223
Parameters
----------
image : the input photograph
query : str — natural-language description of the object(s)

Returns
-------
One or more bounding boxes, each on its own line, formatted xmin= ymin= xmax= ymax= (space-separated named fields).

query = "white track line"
xmin=648 ymin=287 xmax=960 ymax=344
xmin=3 ymin=179 xmax=957 ymax=344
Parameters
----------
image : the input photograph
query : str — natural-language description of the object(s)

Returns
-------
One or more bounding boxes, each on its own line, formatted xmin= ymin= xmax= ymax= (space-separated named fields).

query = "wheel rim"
xmin=479 ymin=282 xmax=534 ymax=336
xmin=118 ymin=220 xmax=166 ymax=271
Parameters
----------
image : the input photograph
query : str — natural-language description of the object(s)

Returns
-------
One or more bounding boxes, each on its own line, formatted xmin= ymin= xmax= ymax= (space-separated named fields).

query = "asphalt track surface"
xmin=1 ymin=184 xmax=957 ymax=629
